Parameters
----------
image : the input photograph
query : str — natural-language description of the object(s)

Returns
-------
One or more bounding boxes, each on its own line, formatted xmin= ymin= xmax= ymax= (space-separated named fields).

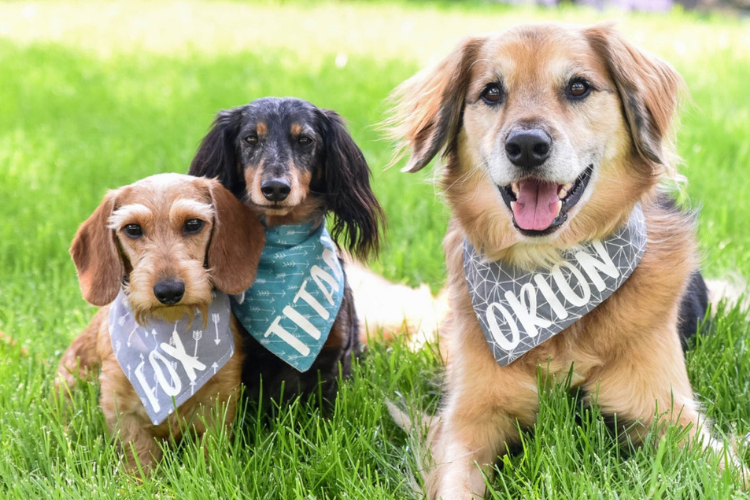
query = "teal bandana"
xmin=232 ymin=221 xmax=345 ymax=372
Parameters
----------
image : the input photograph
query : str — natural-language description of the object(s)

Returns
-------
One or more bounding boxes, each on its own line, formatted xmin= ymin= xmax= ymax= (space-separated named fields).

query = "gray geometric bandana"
xmin=108 ymin=290 xmax=234 ymax=425
xmin=464 ymin=204 xmax=647 ymax=366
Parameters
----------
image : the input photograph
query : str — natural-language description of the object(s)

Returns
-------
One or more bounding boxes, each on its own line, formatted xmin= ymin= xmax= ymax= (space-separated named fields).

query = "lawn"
xmin=0 ymin=1 xmax=749 ymax=498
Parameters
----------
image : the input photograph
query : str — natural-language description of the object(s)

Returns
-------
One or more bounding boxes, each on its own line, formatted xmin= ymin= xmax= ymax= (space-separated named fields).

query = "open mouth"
xmin=498 ymin=164 xmax=593 ymax=237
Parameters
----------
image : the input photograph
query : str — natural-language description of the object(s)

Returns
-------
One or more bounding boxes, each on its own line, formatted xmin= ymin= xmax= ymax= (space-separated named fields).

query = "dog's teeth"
xmin=511 ymin=182 xmax=519 ymax=196
xmin=557 ymin=188 xmax=567 ymax=199
xmin=510 ymin=201 xmax=516 ymax=211
xmin=554 ymin=200 xmax=562 ymax=216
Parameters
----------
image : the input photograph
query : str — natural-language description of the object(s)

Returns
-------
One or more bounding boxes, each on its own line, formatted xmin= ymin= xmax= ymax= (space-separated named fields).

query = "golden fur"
xmin=56 ymin=173 xmax=264 ymax=474
xmin=388 ymin=23 xmax=747 ymax=498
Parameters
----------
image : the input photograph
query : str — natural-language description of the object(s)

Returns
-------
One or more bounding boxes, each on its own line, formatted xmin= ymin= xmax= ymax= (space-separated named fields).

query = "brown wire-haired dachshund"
xmin=56 ymin=173 xmax=264 ymax=473
xmin=387 ymin=23 xmax=747 ymax=498
xmin=189 ymin=97 xmax=384 ymax=406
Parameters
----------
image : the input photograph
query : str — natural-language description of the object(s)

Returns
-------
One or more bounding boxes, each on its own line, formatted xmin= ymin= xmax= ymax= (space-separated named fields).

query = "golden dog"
xmin=57 ymin=173 xmax=264 ymax=474
xmin=388 ymin=23 xmax=747 ymax=498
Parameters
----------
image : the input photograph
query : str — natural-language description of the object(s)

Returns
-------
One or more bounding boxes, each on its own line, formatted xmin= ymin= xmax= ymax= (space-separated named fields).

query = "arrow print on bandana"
xmin=212 ymin=314 xmax=221 ymax=345
xmin=193 ymin=330 xmax=203 ymax=356
xmin=255 ymin=278 xmax=284 ymax=285
xmin=126 ymin=326 xmax=138 ymax=347
xmin=109 ymin=289 xmax=234 ymax=425
xmin=233 ymin=221 xmax=345 ymax=373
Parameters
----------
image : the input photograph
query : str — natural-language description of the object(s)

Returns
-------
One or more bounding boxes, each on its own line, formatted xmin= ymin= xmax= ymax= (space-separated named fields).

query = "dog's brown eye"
xmin=481 ymin=83 xmax=503 ymax=105
xmin=124 ymin=224 xmax=143 ymax=238
xmin=184 ymin=219 xmax=204 ymax=234
xmin=298 ymin=136 xmax=313 ymax=146
xmin=567 ymin=80 xmax=591 ymax=99
xmin=244 ymin=135 xmax=258 ymax=145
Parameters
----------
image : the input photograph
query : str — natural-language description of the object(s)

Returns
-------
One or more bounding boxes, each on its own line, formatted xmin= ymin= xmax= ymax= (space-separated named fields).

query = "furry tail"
xmin=706 ymin=275 xmax=748 ymax=312
xmin=344 ymin=257 xmax=449 ymax=349
xmin=56 ymin=309 xmax=105 ymax=396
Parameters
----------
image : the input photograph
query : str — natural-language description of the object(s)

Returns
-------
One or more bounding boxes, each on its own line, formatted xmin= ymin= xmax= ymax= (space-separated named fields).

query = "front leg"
xmin=588 ymin=324 xmax=748 ymax=487
xmin=98 ymin=359 xmax=164 ymax=475
xmin=428 ymin=358 xmax=540 ymax=499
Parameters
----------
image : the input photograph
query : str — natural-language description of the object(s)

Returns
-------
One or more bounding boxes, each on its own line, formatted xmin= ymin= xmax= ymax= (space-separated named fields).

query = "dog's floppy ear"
xmin=189 ymin=107 xmax=245 ymax=196
xmin=319 ymin=109 xmax=385 ymax=262
xmin=206 ymin=179 xmax=265 ymax=295
xmin=70 ymin=190 xmax=123 ymax=306
xmin=387 ymin=36 xmax=486 ymax=173
xmin=585 ymin=24 xmax=684 ymax=173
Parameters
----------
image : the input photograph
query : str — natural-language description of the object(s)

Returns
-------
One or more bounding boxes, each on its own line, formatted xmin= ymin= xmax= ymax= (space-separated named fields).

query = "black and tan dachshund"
xmin=189 ymin=97 xmax=384 ymax=406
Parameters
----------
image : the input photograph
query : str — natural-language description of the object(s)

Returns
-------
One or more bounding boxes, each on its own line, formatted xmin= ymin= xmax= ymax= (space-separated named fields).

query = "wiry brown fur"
xmin=388 ymin=23 xmax=747 ymax=498
xmin=56 ymin=174 xmax=264 ymax=475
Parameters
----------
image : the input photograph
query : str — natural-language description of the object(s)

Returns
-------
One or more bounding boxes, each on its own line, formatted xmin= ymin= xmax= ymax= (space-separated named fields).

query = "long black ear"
xmin=318 ymin=109 xmax=384 ymax=261
xmin=189 ymin=107 xmax=245 ymax=197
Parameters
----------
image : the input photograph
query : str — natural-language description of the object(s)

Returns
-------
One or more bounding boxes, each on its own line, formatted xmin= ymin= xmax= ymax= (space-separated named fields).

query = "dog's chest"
xmin=108 ymin=291 xmax=235 ymax=425
xmin=232 ymin=221 xmax=345 ymax=373
xmin=463 ymin=205 xmax=647 ymax=368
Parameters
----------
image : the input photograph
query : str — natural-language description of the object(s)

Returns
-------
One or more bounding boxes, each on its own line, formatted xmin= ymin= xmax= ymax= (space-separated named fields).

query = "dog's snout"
xmin=260 ymin=178 xmax=292 ymax=202
xmin=153 ymin=279 xmax=185 ymax=305
xmin=505 ymin=129 xmax=552 ymax=169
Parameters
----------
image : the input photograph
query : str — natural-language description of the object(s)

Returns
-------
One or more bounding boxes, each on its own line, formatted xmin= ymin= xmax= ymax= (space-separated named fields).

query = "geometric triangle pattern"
xmin=464 ymin=204 xmax=647 ymax=367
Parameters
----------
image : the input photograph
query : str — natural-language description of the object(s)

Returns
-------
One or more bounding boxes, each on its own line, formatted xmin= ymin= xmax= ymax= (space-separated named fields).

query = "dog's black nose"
xmin=153 ymin=279 xmax=185 ymax=305
xmin=260 ymin=178 xmax=291 ymax=202
xmin=505 ymin=129 xmax=552 ymax=169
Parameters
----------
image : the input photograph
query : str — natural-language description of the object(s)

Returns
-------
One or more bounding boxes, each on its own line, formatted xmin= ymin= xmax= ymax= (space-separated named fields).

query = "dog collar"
xmin=108 ymin=290 xmax=234 ymax=425
xmin=464 ymin=203 xmax=647 ymax=366
xmin=232 ymin=220 xmax=344 ymax=372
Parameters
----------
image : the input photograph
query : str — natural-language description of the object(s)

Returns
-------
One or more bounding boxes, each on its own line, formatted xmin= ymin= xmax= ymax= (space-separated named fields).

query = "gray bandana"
xmin=108 ymin=290 xmax=234 ymax=425
xmin=464 ymin=204 xmax=647 ymax=366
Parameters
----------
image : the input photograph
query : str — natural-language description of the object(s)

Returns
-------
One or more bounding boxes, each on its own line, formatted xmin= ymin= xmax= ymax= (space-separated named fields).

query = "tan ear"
xmin=386 ymin=36 xmax=486 ymax=173
xmin=70 ymin=190 xmax=123 ymax=306
xmin=207 ymin=180 xmax=265 ymax=295
xmin=585 ymin=24 xmax=684 ymax=173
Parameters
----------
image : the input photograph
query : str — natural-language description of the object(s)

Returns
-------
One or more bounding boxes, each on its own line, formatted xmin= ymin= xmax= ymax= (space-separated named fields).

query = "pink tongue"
xmin=512 ymin=179 xmax=560 ymax=231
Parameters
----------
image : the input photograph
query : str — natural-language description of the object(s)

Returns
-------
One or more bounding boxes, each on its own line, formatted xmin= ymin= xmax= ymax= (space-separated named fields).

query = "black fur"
xmin=655 ymin=195 xmax=710 ymax=349
xmin=189 ymin=97 xmax=384 ymax=407
xmin=677 ymin=271 xmax=709 ymax=350
xmin=190 ymin=109 xmax=245 ymax=198
xmin=316 ymin=109 xmax=383 ymax=261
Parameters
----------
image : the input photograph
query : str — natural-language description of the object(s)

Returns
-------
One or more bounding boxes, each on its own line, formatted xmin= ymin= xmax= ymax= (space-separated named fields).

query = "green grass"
xmin=0 ymin=1 xmax=749 ymax=498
